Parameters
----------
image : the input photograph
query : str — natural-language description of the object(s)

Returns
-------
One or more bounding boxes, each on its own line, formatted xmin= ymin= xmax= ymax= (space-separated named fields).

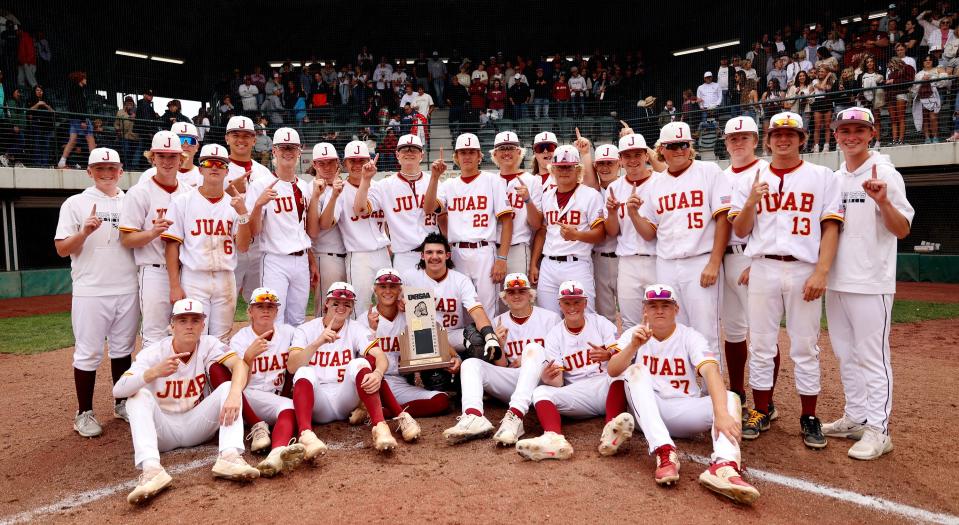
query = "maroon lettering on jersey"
xmin=392 ymin=194 xmax=426 ymax=213
xmin=544 ymin=210 xmax=582 ymax=226
xmin=189 ymin=218 xmax=235 ymax=237
xmin=448 ymin=195 xmax=488 ymax=212
xmin=157 ymin=373 xmax=207 ymax=400
xmin=654 ymin=190 xmax=704 ymax=214
xmin=273 ymin=196 xmax=295 ymax=214
xmin=435 ymin=298 xmax=458 ymax=313
xmin=251 ymin=353 xmax=288 ymax=374
xmin=377 ymin=336 xmax=400 ymax=353
xmin=562 ymin=348 xmax=600 ymax=371
xmin=308 ymin=348 xmax=353 ymax=368
xmin=504 ymin=337 xmax=546 ymax=358
xmin=640 ymin=355 xmax=688 ymax=377
xmin=757 ymin=192 xmax=815 ymax=214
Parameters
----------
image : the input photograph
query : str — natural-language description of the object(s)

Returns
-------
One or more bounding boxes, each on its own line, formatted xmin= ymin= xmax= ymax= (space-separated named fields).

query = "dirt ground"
xmin=0 ymin=315 xmax=957 ymax=524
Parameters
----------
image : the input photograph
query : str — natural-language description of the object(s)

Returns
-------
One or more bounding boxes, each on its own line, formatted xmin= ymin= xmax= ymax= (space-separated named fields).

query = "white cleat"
xmin=349 ymin=404 xmax=368 ymax=425
xmin=127 ymin=468 xmax=172 ymax=505
xmin=298 ymin=430 xmax=328 ymax=460
xmin=372 ymin=421 xmax=398 ymax=451
xmin=247 ymin=421 xmax=271 ymax=453
xmin=847 ymin=428 xmax=893 ymax=461
xmin=492 ymin=411 xmax=525 ymax=446
xmin=212 ymin=452 xmax=260 ymax=481
xmin=516 ymin=431 xmax=574 ymax=461
xmin=598 ymin=413 xmax=634 ymax=456
xmin=822 ymin=416 xmax=867 ymax=440
xmin=256 ymin=444 xmax=306 ymax=477
xmin=394 ymin=412 xmax=421 ymax=442
xmin=443 ymin=413 xmax=494 ymax=444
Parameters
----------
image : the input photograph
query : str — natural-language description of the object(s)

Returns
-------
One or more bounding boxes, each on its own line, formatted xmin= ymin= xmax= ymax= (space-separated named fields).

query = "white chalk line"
xmin=686 ymin=453 xmax=959 ymax=525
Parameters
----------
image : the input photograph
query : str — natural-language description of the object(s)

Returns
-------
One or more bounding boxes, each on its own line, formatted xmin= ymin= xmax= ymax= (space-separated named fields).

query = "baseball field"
xmin=0 ymin=283 xmax=957 ymax=524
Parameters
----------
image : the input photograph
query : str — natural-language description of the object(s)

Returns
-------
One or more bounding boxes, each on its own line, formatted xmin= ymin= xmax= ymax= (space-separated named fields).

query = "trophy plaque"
xmin=398 ymin=286 xmax=455 ymax=373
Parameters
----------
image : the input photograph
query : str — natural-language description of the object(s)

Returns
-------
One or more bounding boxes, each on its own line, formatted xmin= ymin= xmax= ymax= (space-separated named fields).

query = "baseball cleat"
xmin=349 ymin=404 xmax=368 ymax=425
xmin=654 ymin=444 xmax=681 ymax=486
xmin=74 ymin=410 xmax=103 ymax=438
xmin=516 ymin=431 xmax=574 ymax=461
xmin=247 ymin=421 xmax=272 ymax=453
xmin=768 ymin=401 xmax=780 ymax=421
xmin=298 ymin=430 xmax=328 ymax=460
xmin=393 ymin=412 xmax=421 ymax=442
xmin=443 ymin=413 xmax=494 ymax=444
xmin=127 ymin=468 xmax=172 ymax=505
xmin=742 ymin=409 xmax=771 ymax=440
xmin=598 ymin=413 xmax=635 ymax=456
xmin=256 ymin=444 xmax=306 ymax=477
xmin=492 ymin=411 xmax=525 ymax=446
xmin=212 ymin=452 xmax=260 ymax=481
xmin=847 ymin=428 xmax=893 ymax=460
xmin=698 ymin=461 xmax=760 ymax=505
xmin=800 ymin=415 xmax=828 ymax=449
xmin=372 ymin=421 xmax=398 ymax=451
xmin=114 ymin=400 xmax=130 ymax=423
xmin=822 ymin=416 xmax=867 ymax=440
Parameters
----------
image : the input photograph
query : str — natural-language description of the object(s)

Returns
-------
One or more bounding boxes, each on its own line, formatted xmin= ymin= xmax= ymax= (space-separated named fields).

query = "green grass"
xmin=1 ymin=297 xmax=955 ymax=356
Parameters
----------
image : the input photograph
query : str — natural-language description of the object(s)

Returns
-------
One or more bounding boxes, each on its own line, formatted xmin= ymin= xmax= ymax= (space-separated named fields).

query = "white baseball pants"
xmin=244 ymin=388 xmax=294 ymax=424
xmin=617 ymin=254 xmax=657 ymax=330
xmin=234 ymin=245 xmax=262 ymax=303
xmin=531 ymin=374 xmax=611 ymax=418
xmin=261 ymin=252 xmax=310 ymax=326
xmin=722 ymin=250 xmax=751 ymax=343
xmin=138 ymin=265 xmax=173 ymax=349
xmin=460 ymin=342 xmax=549 ymax=415
xmin=391 ymin=251 xmax=422 ymax=284
xmin=71 ymin=293 xmax=139 ymax=371
xmin=592 ymin=252 xmax=619 ymax=325
xmin=656 ymin=253 xmax=721 ymax=365
xmin=292 ymin=359 xmax=370 ymax=424
xmin=384 ymin=374 xmax=444 ymax=405
xmin=315 ymin=252 xmax=348 ymax=316
xmin=536 ymin=257 xmax=595 ymax=314
xmin=180 ymin=269 xmax=237 ymax=344
xmin=452 ymin=244 xmax=498 ymax=318
xmin=346 ymin=248 xmax=391 ymax=318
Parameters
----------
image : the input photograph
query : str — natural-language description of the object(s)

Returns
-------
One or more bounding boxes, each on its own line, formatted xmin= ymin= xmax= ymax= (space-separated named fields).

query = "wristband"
xmin=523 ymin=196 xmax=531 ymax=203
xmin=479 ymin=325 xmax=496 ymax=339
xmin=495 ymin=255 xmax=507 ymax=261
xmin=237 ymin=214 xmax=250 ymax=225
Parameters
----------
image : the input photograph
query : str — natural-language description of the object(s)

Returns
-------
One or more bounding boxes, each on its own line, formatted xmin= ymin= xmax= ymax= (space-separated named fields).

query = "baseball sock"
xmin=209 ymin=363 xmax=261 ymax=425
xmin=604 ymin=380 xmax=627 ymax=423
xmin=355 ymin=368 xmax=386 ymax=425
xmin=377 ymin=380 xmax=405 ymax=419
xmin=724 ymin=340 xmax=748 ymax=395
xmin=509 ymin=407 xmax=525 ymax=419
xmin=110 ymin=356 xmax=132 ymax=404
xmin=271 ymin=409 xmax=296 ymax=449
xmin=752 ymin=389 xmax=772 ymax=415
xmin=74 ymin=368 xmax=96 ymax=413
xmin=465 ymin=408 xmax=483 ymax=417
xmin=533 ymin=400 xmax=563 ymax=434
xmin=799 ymin=394 xmax=818 ymax=417
xmin=402 ymin=393 xmax=451 ymax=417
xmin=293 ymin=379 xmax=315 ymax=434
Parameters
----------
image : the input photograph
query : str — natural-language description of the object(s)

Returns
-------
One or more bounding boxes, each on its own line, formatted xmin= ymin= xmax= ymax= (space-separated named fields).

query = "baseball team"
xmin=53 ymin=107 xmax=913 ymax=506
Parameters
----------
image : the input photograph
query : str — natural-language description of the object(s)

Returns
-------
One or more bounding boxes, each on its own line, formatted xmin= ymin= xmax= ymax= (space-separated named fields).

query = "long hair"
xmin=415 ymin=232 xmax=455 ymax=269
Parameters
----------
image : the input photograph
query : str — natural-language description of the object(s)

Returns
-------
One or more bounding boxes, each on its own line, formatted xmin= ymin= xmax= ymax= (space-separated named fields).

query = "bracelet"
xmin=237 ymin=214 xmax=250 ymax=225
xmin=495 ymin=255 xmax=507 ymax=261
xmin=523 ymin=196 xmax=531 ymax=203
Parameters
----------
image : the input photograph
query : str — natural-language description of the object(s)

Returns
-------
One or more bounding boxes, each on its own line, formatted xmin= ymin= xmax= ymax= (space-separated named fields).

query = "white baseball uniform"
xmin=119 ymin=177 xmax=192 ymax=348
xmin=367 ymin=172 xmax=440 ymax=281
xmin=228 ymin=159 xmax=272 ymax=302
xmin=538 ymin=184 xmax=605 ymax=314
xmin=405 ymin=268 xmax=485 ymax=352
xmin=246 ymin=175 xmax=314 ymax=326
xmin=55 ymin=187 xmax=139 ymax=372
xmin=608 ymin=174 xmax=660 ymax=330
xmin=138 ymin=166 xmax=203 ymax=189
xmin=312 ymin=183 xmax=348 ymax=314
xmin=290 ymin=318 xmax=377 ymax=423
xmin=357 ymin=308 xmax=444 ymax=405
xmin=728 ymin=160 xmax=844 ymax=395
xmin=497 ymin=172 xmax=543 ymax=284
xmin=639 ymin=160 xmax=732 ymax=361
xmin=113 ymin=334 xmax=242 ymax=468
xmin=827 ymin=153 xmax=913 ymax=435
xmin=593 ymin=184 xmax=620 ymax=324
xmin=230 ymin=324 xmax=297 ymax=422
xmin=330 ymin=180 xmax=391 ymax=317
xmin=162 ymin=191 xmax=239 ymax=343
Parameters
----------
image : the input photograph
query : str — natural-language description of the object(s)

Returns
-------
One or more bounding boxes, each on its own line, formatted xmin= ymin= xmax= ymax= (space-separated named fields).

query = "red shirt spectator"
xmin=469 ymin=81 xmax=487 ymax=110
xmin=17 ymin=30 xmax=35 ymax=65
xmin=487 ymin=83 xmax=506 ymax=110
xmin=553 ymin=79 xmax=570 ymax=101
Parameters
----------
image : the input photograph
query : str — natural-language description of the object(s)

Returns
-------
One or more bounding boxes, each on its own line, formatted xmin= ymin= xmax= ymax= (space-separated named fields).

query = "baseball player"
xmin=423 ymin=132 xmax=514 ymax=317
xmin=443 ymin=273 xmax=560 ymax=445
xmin=162 ymin=144 xmax=250 ymax=343
xmin=532 ymin=145 xmax=606 ymax=314
xmin=119 ymin=131 xmax=192 ymax=349
xmin=634 ymin=121 xmax=732 ymax=362
xmin=353 ymin=133 xmax=440 ymax=282
xmin=605 ymin=284 xmax=759 ymax=504
xmin=224 ymin=115 xmax=272 ymax=303
xmin=824 ymin=107 xmax=913 ymax=460
xmin=590 ymin=143 xmax=621 ymax=323
xmin=288 ymin=282 xmax=407 ymax=452
xmin=55 ymin=148 xmax=140 ymax=437
xmin=306 ymin=142 xmax=347 ymax=317
xmin=113 ymin=298 xmax=260 ymax=505
xmin=243 ymin=127 xmax=318 ymax=326
xmin=316 ymin=142 xmax=390 ymax=317
xmin=530 ymin=131 xmax=558 ymax=188
xmin=514 ymin=280 xmax=618 ymax=460
xmin=729 ymin=111 xmax=843 ymax=448
xmin=137 ymin=122 xmax=202 ymax=188
xmin=603 ymin=134 xmax=660 ymax=330
xmin=229 ymin=288 xmax=308 ymax=475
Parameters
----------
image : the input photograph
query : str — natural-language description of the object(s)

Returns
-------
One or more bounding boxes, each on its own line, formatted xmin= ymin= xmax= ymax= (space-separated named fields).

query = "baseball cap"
xmin=514 ymin=73 xmax=522 ymax=80
xmin=704 ymin=71 xmax=713 ymax=77
xmin=594 ymin=144 xmax=620 ymax=162
xmin=551 ymin=145 xmax=581 ymax=166
xmin=397 ymin=134 xmax=424 ymax=150
xmin=618 ymin=133 xmax=649 ymax=153
xmin=658 ymin=122 xmax=694 ymax=144
xmin=494 ymin=131 xmax=520 ymax=147
xmin=455 ymin=133 xmax=481 ymax=150
xmin=88 ymin=147 xmax=121 ymax=166
xmin=534 ymin=131 xmax=558 ymax=145
xmin=226 ymin=115 xmax=256 ymax=134
xmin=374 ymin=268 xmax=403 ymax=285
xmin=172 ymin=122 xmax=199 ymax=138
xmin=344 ymin=140 xmax=371 ymax=159
xmin=249 ymin=287 xmax=281 ymax=305
xmin=724 ymin=116 xmax=759 ymax=135
xmin=171 ymin=298 xmax=206 ymax=318
xmin=831 ymin=107 xmax=875 ymax=130
xmin=557 ymin=280 xmax=588 ymax=299
xmin=326 ymin=281 xmax=357 ymax=300
xmin=273 ymin=127 xmax=301 ymax=146
xmin=767 ymin=111 xmax=806 ymax=134
xmin=149 ymin=130 xmax=184 ymax=153
xmin=643 ymin=284 xmax=677 ymax=303
xmin=312 ymin=142 xmax=338 ymax=161
xmin=198 ymin=144 xmax=230 ymax=162
xmin=503 ymin=273 xmax=531 ymax=290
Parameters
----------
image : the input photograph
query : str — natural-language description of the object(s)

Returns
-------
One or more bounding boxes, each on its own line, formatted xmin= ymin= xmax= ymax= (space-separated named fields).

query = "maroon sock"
xmin=355 ymin=368 xmax=385 ymax=425
xmin=376 ymin=377 xmax=404 ymax=418
xmin=604 ymin=380 xmax=627 ymax=423
xmin=402 ymin=394 xmax=451 ymax=417
xmin=293 ymin=378 xmax=315 ymax=434
xmin=209 ymin=362 xmax=261 ymax=424
xmin=74 ymin=368 xmax=96 ymax=413
xmin=509 ymin=407 xmax=524 ymax=419
xmin=534 ymin=400 xmax=563 ymax=434
xmin=752 ymin=389 xmax=772 ymax=414
xmin=724 ymin=340 xmax=748 ymax=395
xmin=271 ymin=409 xmax=296 ymax=449
xmin=800 ymin=394 xmax=818 ymax=417
xmin=465 ymin=408 xmax=483 ymax=417
xmin=771 ymin=346 xmax=782 ymax=397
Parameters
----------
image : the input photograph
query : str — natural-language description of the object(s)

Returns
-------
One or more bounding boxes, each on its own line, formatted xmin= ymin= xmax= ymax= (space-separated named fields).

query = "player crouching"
xmin=606 ymin=285 xmax=759 ymax=504
xmin=113 ymin=299 xmax=260 ymax=505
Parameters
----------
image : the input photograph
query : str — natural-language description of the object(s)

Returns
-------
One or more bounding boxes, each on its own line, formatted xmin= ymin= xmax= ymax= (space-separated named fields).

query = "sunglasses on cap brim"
xmin=327 ymin=289 xmax=356 ymax=300
xmin=560 ymin=286 xmax=585 ymax=297
xmin=251 ymin=292 xmax=280 ymax=304
xmin=644 ymin=288 xmax=675 ymax=301
xmin=374 ymin=274 xmax=402 ymax=284
xmin=534 ymin=143 xmax=558 ymax=153
xmin=505 ymin=277 xmax=530 ymax=289
xmin=397 ymin=146 xmax=422 ymax=152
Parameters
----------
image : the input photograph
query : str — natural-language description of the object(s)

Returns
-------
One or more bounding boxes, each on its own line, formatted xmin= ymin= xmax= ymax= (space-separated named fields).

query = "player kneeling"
xmin=607 ymin=285 xmax=759 ymax=504
xmin=288 ymin=282 xmax=402 ymax=452
xmin=443 ymin=273 xmax=560 ymax=445
xmin=114 ymin=299 xmax=259 ymax=505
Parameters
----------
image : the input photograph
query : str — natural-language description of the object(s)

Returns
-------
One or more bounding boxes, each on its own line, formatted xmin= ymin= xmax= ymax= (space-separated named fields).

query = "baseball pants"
xmin=384 ymin=374 xmax=444 ymax=405
xmin=392 ymin=251 xmax=422 ymax=284
xmin=126 ymin=382 xmax=245 ymax=469
xmin=617 ymin=254 xmax=657 ymax=330
xmin=453 ymin=244 xmax=498 ymax=318
xmin=346 ymin=248 xmax=391 ymax=319
xmin=825 ymin=290 xmax=894 ymax=435
xmin=460 ymin=341 xmax=547 ymax=415
xmin=722 ymin=249 xmax=750 ymax=344
xmin=292 ymin=359 xmax=370 ymax=424
xmin=71 ymin=293 xmax=139 ymax=371
xmin=138 ymin=265 xmax=173 ymax=349
xmin=497 ymin=243 xmax=531 ymax=316
xmin=181 ymin=269 xmax=237 ymax=344
xmin=656 ymin=253 xmax=721 ymax=365
xmin=260 ymin=252 xmax=310 ymax=326
xmin=244 ymin=388 xmax=294 ymax=424
xmin=624 ymin=364 xmax=740 ymax=464
xmin=531 ymin=374 xmax=611 ymax=419
xmin=592 ymin=252 xmax=619 ymax=324
xmin=748 ymin=258 xmax=822 ymax=395
xmin=234 ymin=244 xmax=262 ymax=303
xmin=315 ymin=252 xmax=347 ymax=317
xmin=536 ymin=257 xmax=595 ymax=314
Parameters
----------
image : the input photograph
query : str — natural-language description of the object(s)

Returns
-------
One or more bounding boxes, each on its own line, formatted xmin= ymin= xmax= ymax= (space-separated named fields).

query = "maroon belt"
xmin=456 ymin=241 xmax=490 ymax=249
xmin=763 ymin=254 xmax=798 ymax=262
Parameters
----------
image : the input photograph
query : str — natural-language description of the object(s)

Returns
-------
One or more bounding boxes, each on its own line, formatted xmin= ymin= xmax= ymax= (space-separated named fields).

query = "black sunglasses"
xmin=664 ymin=142 xmax=691 ymax=151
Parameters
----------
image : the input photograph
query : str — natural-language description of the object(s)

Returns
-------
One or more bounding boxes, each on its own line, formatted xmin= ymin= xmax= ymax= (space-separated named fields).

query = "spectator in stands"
xmin=768 ymin=57 xmax=788 ymax=93
xmin=381 ymin=127 xmax=398 ymax=171
xmin=412 ymin=84 xmax=434 ymax=120
xmin=251 ymin=66 xmax=266 ymax=106
xmin=261 ymin=86 xmax=285 ymax=126
xmin=238 ymin=76 xmax=259 ymax=115
xmin=658 ymin=99 xmax=677 ymax=127
xmin=1 ymin=21 xmax=15 ymax=94
xmin=740 ymin=77 xmax=759 ymax=123
xmin=886 ymin=56 xmax=915 ymax=145
xmin=785 ymin=71 xmax=812 ymax=146
xmin=455 ymin=64 xmax=470 ymax=90
xmin=893 ymin=42 xmax=917 ymax=73
xmin=15 ymin=25 xmax=36 ymax=89
xmin=373 ymin=57 xmax=393 ymax=99
xmin=254 ymin=119 xmax=272 ymax=165
xmin=914 ymin=54 xmax=947 ymax=143
xmin=815 ymin=47 xmax=839 ymax=73
xmin=741 ymin=59 xmax=758 ymax=81
xmin=28 ymin=84 xmax=54 ymax=166
xmin=193 ymin=107 xmax=210 ymax=143
xmin=858 ymin=56 xmax=885 ymax=144
xmin=835 ymin=66 xmax=860 ymax=113
xmin=902 ymin=20 xmax=922 ymax=60
xmin=391 ymin=64 xmax=408 ymax=101
xmin=446 ymin=74 xmax=468 ymax=127
xmin=4 ymin=87 xmax=26 ymax=165
xmin=568 ymin=67 xmax=587 ymax=118
xmin=218 ymin=94 xmax=235 ymax=120
xmin=471 ymin=62 xmax=488 ymax=86
xmin=928 ymin=17 xmax=957 ymax=64
xmin=468 ymin=76 xmax=487 ymax=114
xmin=486 ymin=79 xmax=506 ymax=120
xmin=862 ymin=18 xmax=891 ymax=64
xmin=508 ymin=74 xmax=531 ymax=119
xmin=532 ymin=67 xmax=550 ymax=118
xmin=293 ymin=89 xmax=307 ymax=124
xmin=399 ymin=103 xmax=415 ymax=134
xmin=114 ymin=96 xmax=138 ymax=166
xmin=414 ymin=51 xmax=429 ymax=90
xmin=399 ymin=83 xmax=416 ymax=109
xmin=34 ymin=31 xmax=50 ymax=83
xmin=760 ymin=78 xmax=785 ymax=132
xmin=160 ymin=99 xmax=191 ymax=128
xmin=57 ymin=71 xmax=96 ymax=169
xmin=265 ymin=72 xmax=283 ymax=101
xmin=810 ymin=66 xmax=837 ymax=152
xmin=428 ymin=51 xmax=446 ymax=106
xmin=633 ymin=96 xmax=658 ymax=139
xmin=696 ymin=71 xmax=722 ymax=123
xmin=681 ymin=88 xmax=700 ymax=129
xmin=552 ymin=72 xmax=570 ymax=118
xmin=716 ymin=56 xmax=735 ymax=108
xmin=887 ymin=19 xmax=902 ymax=47
xmin=823 ymin=30 xmax=845 ymax=63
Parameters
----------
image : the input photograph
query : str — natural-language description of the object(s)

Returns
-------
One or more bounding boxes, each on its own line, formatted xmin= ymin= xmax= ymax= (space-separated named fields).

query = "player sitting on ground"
xmin=113 ymin=298 xmax=260 ymax=505
xmin=606 ymin=284 xmax=759 ymax=505
xmin=443 ymin=273 xmax=560 ymax=445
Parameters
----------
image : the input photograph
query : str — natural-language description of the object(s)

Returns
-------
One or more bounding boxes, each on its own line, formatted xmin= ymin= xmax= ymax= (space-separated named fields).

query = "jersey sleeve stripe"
xmin=711 ymin=206 xmax=731 ymax=218
xmin=645 ymin=218 xmax=657 ymax=230
xmin=289 ymin=346 xmax=305 ymax=353
xmin=726 ymin=211 xmax=740 ymax=221
xmin=160 ymin=233 xmax=183 ymax=243
xmin=695 ymin=359 xmax=720 ymax=375
xmin=495 ymin=209 xmax=515 ymax=218
xmin=118 ymin=226 xmax=142 ymax=233
xmin=216 ymin=352 xmax=238 ymax=364
xmin=466 ymin=304 xmax=484 ymax=314
xmin=362 ymin=340 xmax=378 ymax=355
xmin=821 ymin=214 xmax=845 ymax=223
xmin=589 ymin=217 xmax=606 ymax=228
